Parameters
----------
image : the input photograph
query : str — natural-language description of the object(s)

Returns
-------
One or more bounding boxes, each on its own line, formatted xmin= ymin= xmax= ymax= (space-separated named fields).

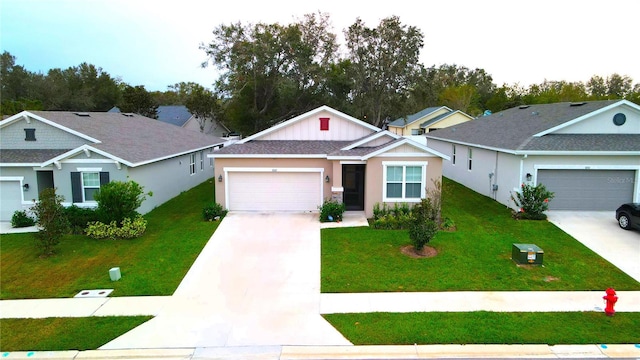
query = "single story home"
xmin=387 ymin=106 xmax=474 ymax=136
xmin=209 ymin=105 xmax=449 ymax=218
xmin=110 ymin=105 xmax=234 ymax=138
xmin=425 ymin=100 xmax=640 ymax=211
xmin=0 ymin=111 xmax=226 ymax=221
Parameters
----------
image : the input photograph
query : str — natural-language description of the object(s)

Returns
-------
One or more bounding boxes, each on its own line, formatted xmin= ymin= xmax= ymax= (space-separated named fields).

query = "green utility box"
xmin=512 ymin=244 xmax=543 ymax=265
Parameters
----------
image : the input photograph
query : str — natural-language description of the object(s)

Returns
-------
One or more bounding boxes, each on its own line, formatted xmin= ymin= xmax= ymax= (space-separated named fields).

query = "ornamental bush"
xmin=407 ymin=197 xmax=439 ymax=251
xmin=93 ymin=180 xmax=151 ymax=224
xmin=203 ymin=202 xmax=227 ymax=221
xmin=64 ymin=205 xmax=100 ymax=234
xmin=11 ymin=210 xmax=36 ymax=228
xmin=319 ymin=199 xmax=346 ymax=222
xmin=85 ymin=215 xmax=147 ymax=240
xmin=31 ymin=188 xmax=70 ymax=256
xmin=511 ymin=183 xmax=555 ymax=220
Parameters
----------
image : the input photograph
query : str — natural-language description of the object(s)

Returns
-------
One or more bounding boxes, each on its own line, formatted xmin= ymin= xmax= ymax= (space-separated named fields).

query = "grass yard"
xmin=322 ymin=178 xmax=640 ymax=292
xmin=0 ymin=317 xmax=152 ymax=351
xmin=323 ymin=312 xmax=640 ymax=345
xmin=0 ymin=179 xmax=220 ymax=299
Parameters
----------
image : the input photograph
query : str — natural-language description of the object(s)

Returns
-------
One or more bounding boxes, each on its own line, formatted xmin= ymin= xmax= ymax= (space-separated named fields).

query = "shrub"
xmin=11 ymin=210 xmax=36 ymax=228
xmin=319 ymin=199 xmax=346 ymax=222
xmin=203 ymin=202 xmax=227 ymax=221
xmin=64 ymin=205 xmax=100 ymax=234
xmin=31 ymin=188 xmax=70 ymax=256
xmin=85 ymin=215 xmax=147 ymax=240
xmin=408 ymin=198 xmax=439 ymax=251
xmin=511 ymin=183 xmax=555 ymax=220
xmin=94 ymin=180 xmax=151 ymax=224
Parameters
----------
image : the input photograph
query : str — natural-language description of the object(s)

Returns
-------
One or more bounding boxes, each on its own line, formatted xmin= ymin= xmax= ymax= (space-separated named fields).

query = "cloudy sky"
xmin=2 ymin=0 xmax=639 ymax=92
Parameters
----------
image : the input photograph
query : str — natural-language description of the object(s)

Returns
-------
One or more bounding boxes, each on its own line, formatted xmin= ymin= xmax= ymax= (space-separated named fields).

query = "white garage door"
xmin=0 ymin=181 xmax=23 ymax=221
xmin=227 ymin=171 xmax=322 ymax=211
xmin=538 ymin=169 xmax=636 ymax=211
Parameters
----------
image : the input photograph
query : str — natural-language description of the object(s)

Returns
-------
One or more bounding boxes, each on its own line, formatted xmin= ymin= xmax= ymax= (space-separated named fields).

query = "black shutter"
xmin=99 ymin=172 xmax=110 ymax=185
xmin=71 ymin=172 xmax=82 ymax=203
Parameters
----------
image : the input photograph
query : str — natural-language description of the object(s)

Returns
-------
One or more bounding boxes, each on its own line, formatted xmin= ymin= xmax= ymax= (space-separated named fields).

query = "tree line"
xmin=2 ymin=13 xmax=639 ymax=136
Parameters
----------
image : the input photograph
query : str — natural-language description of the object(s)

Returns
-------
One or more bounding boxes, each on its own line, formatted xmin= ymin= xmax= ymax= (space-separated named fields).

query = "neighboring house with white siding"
xmin=425 ymin=100 xmax=640 ymax=211
xmin=0 ymin=111 xmax=225 ymax=221
xmin=209 ymin=105 xmax=448 ymax=218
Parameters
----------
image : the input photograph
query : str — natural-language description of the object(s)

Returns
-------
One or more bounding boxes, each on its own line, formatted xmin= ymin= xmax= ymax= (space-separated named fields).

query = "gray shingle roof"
xmin=27 ymin=111 xmax=224 ymax=164
xmin=388 ymin=107 xmax=445 ymax=127
xmin=214 ymin=140 xmax=351 ymax=155
xmin=157 ymin=105 xmax=192 ymax=126
xmin=425 ymin=100 xmax=622 ymax=151
xmin=521 ymin=134 xmax=640 ymax=151
xmin=0 ymin=149 xmax=71 ymax=164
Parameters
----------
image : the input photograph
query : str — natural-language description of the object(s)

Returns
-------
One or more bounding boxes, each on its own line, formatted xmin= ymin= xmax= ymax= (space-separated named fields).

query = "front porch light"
xmin=325 ymin=175 xmax=330 ymax=183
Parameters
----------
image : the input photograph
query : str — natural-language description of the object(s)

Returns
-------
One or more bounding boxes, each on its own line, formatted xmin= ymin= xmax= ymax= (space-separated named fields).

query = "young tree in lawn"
xmin=32 ymin=188 xmax=70 ymax=256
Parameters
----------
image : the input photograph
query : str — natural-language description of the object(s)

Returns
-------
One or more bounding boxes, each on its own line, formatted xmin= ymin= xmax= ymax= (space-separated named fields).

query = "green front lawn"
xmin=0 ymin=317 xmax=152 ymax=351
xmin=322 ymin=178 xmax=640 ymax=292
xmin=324 ymin=312 xmax=640 ymax=345
xmin=1 ymin=179 xmax=219 ymax=299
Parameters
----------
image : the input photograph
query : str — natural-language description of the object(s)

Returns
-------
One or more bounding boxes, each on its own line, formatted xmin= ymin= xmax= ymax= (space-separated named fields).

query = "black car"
xmin=615 ymin=203 xmax=640 ymax=230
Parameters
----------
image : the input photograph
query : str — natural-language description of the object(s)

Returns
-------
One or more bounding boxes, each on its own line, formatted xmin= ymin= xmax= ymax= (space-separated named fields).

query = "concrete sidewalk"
xmin=2 ymin=344 xmax=640 ymax=359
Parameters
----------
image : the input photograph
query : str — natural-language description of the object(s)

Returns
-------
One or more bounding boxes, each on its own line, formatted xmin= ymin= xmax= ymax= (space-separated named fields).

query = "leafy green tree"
xmin=32 ymin=188 xmax=70 ymax=256
xmin=408 ymin=198 xmax=439 ymax=251
xmin=438 ymin=84 xmax=480 ymax=115
xmin=345 ymin=16 xmax=423 ymax=127
xmin=119 ymin=85 xmax=158 ymax=118
xmin=183 ymin=84 xmax=222 ymax=133
xmin=94 ymin=180 xmax=151 ymax=224
xmin=511 ymin=183 xmax=555 ymax=220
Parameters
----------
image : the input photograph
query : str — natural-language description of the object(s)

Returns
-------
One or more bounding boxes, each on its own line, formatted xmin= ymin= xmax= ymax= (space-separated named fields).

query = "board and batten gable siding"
xmin=0 ymin=117 xmax=89 ymax=149
xmin=258 ymin=110 xmax=376 ymax=141
xmin=128 ymin=150 xmax=215 ymax=214
xmin=553 ymin=106 xmax=640 ymax=134
xmin=424 ymin=112 xmax=473 ymax=132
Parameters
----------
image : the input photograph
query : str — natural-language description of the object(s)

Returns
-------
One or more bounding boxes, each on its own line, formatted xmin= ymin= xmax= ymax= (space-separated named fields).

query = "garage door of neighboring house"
xmin=227 ymin=170 xmax=322 ymax=212
xmin=538 ymin=169 xmax=636 ymax=211
xmin=0 ymin=180 xmax=23 ymax=221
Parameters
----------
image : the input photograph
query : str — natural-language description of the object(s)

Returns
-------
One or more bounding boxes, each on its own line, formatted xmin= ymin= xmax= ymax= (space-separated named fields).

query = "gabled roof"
xmin=0 ymin=111 xmax=225 ymax=166
xmin=239 ymin=105 xmax=379 ymax=143
xmin=157 ymin=105 xmax=193 ymax=126
xmin=388 ymin=106 xmax=451 ymax=127
xmin=420 ymin=110 xmax=473 ymax=128
xmin=425 ymin=100 xmax=639 ymax=153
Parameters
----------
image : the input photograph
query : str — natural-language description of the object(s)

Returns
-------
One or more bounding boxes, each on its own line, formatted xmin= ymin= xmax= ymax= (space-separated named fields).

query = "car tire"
xmin=618 ymin=213 xmax=631 ymax=230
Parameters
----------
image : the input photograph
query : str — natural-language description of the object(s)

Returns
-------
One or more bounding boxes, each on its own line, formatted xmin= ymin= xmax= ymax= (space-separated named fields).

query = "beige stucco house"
xmin=209 ymin=106 xmax=448 ymax=218
xmin=387 ymin=106 xmax=474 ymax=136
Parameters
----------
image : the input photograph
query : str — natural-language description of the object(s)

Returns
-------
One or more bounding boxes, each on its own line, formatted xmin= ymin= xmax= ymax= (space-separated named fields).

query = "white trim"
xmin=517 ymin=151 xmax=640 ymax=156
xmin=331 ymin=186 xmax=344 ymax=192
xmin=382 ymin=161 xmax=428 ymax=202
xmin=43 ymin=145 xmax=133 ymax=168
xmin=0 ymin=176 xmax=25 ymax=181
xmin=340 ymin=160 xmax=367 ymax=165
xmin=377 ymin=153 xmax=436 ymax=158
xmin=534 ymin=100 xmax=640 ymax=137
xmin=223 ymin=167 xmax=325 ymax=210
xmin=209 ymin=153 xmax=326 ymax=159
xmin=239 ymin=105 xmax=380 ymax=143
xmin=327 ymin=156 xmax=363 ymax=161
xmin=33 ymin=166 xmax=54 ymax=171
xmin=363 ymin=138 xmax=450 ymax=161
xmin=62 ymin=159 xmax=119 ymax=164
xmin=1 ymin=163 xmax=43 ymax=167
xmin=341 ymin=131 xmax=400 ymax=150
xmin=77 ymin=167 xmax=103 ymax=172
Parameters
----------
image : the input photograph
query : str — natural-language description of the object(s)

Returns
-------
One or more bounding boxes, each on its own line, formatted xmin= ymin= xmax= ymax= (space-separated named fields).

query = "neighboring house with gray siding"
xmin=425 ymin=100 xmax=640 ymax=211
xmin=0 ymin=111 xmax=225 ymax=221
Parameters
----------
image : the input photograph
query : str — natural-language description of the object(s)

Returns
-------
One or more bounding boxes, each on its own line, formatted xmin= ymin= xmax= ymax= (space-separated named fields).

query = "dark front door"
xmin=37 ymin=171 xmax=54 ymax=196
xmin=343 ymin=164 xmax=365 ymax=211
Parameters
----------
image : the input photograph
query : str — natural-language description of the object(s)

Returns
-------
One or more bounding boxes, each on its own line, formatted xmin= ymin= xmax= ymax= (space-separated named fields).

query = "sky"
xmin=2 ymin=0 xmax=639 ymax=92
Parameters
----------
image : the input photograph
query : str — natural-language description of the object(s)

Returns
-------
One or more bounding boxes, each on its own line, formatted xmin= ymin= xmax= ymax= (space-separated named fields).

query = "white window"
xmin=452 ymin=145 xmax=456 ymax=165
xmin=383 ymin=162 xmax=427 ymax=202
xmin=190 ymin=153 xmax=196 ymax=175
xmin=209 ymin=149 xmax=214 ymax=167
xmin=200 ymin=151 xmax=204 ymax=171
xmin=82 ymin=172 xmax=100 ymax=201
xmin=468 ymin=148 xmax=473 ymax=171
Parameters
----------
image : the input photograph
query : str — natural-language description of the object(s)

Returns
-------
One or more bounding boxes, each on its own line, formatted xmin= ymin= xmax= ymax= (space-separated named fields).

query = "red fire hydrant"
xmin=603 ymin=288 xmax=618 ymax=316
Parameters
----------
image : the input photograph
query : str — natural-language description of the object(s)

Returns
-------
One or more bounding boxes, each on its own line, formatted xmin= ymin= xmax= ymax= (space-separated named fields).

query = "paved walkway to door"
xmin=101 ymin=212 xmax=351 ymax=349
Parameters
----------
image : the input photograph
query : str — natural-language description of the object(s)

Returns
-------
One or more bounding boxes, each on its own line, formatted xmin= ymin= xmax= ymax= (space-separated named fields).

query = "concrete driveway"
xmin=547 ymin=211 xmax=640 ymax=283
xmin=102 ymin=212 xmax=350 ymax=349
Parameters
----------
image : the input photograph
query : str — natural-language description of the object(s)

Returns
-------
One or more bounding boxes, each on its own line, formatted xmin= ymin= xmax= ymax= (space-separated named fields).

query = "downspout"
xmin=512 ymin=154 xmax=528 ymax=208
xmin=493 ymin=152 xmax=499 ymax=200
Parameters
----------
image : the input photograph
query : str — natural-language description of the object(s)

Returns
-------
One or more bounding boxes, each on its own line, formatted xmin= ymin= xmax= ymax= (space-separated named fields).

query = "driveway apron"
xmin=102 ymin=212 xmax=351 ymax=349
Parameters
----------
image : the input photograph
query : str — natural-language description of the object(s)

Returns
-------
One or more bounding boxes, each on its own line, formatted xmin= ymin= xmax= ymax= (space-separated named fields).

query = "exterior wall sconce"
xmin=23 ymin=183 xmax=29 ymax=191
xmin=325 ymin=175 xmax=330 ymax=183
xmin=526 ymin=173 xmax=532 ymax=182
xmin=218 ymin=175 xmax=223 ymax=182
